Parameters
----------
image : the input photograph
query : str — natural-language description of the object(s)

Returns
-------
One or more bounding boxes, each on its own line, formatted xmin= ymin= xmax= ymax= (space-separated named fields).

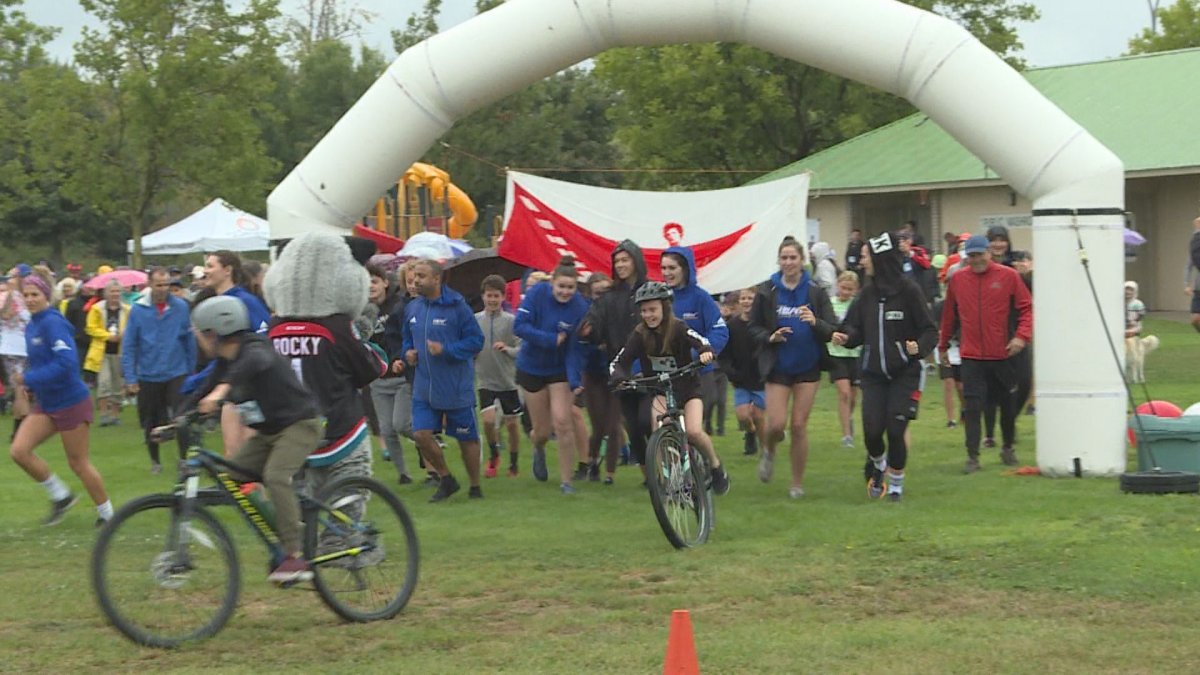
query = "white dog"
xmin=1125 ymin=334 xmax=1159 ymax=384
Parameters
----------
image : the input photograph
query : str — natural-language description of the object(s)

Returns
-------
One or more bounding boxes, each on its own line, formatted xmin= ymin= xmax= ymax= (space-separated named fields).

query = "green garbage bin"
xmin=1131 ymin=414 xmax=1200 ymax=472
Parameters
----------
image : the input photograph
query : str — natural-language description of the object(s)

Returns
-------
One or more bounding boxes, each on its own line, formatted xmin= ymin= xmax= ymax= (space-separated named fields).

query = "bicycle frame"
xmin=176 ymin=446 xmax=284 ymax=563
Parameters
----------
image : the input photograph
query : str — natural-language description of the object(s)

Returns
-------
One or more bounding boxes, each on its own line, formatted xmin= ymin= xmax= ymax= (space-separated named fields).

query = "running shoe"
xmin=507 ymin=465 xmax=519 ymax=478
xmin=560 ymin=482 xmax=577 ymax=495
xmin=887 ymin=490 xmax=903 ymax=503
xmin=1000 ymin=446 xmax=1019 ymax=467
xmin=963 ymin=457 xmax=981 ymax=474
xmin=711 ymin=465 xmax=730 ymax=495
xmin=983 ymin=437 xmax=996 ymax=449
xmin=788 ymin=486 xmax=805 ymax=499
xmin=532 ymin=448 xmax=548 ymax=482
xmin=398 ymin=474 xmax=413 ymax=485
xmin=945 ymin=420 xmax=958 ymax=428
xmin=841 ymin=435 xmax=854 ymax=448
xmin=757 ymin=452 xmax=774 ymax=483
xmin=867 ymin=463 xmax=887 ymax=500
xmin=43 ymin=494 xmax=78 ymax=527
xmin=603 ymin=476 xmax=614 ymax=486
xmin=484 ymin=456 xmax=499 ymax=479
xmin=268 ymin=556 xmax=314 ymax=584
xmin=429 ymin=474 xmax=461 ymax=503
xmin=468 ymin=486 xmax=484 ymax=499
xmin=588 ymin=463 xmax=600 ymax=482
xmin=572 ymin=463 xmax=589 ymax=482
xmin=743 ymin=431 xmax=757 ymax=456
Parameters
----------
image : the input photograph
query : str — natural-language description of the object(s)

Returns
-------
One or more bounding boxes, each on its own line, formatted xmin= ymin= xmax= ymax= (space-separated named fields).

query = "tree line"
xmin=1 ymin=0 xmax=1195 ymax=268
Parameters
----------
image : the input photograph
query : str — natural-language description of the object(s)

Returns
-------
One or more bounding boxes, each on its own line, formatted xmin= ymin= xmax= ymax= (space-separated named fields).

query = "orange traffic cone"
xmin=663 ymin=609 xmax=700 ymax=674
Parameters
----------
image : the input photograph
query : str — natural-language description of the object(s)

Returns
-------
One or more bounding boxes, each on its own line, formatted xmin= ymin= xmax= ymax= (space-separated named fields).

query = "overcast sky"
xmin=19 ymin=0 xmax=1155 ymax=69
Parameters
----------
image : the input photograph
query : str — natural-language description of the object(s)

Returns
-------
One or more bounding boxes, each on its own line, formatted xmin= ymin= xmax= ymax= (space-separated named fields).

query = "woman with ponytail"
xmin=513 ymin=256 xmax=590 ymax=494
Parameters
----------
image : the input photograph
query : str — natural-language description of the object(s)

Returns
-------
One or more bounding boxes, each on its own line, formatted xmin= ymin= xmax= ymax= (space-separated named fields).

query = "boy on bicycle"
xmin=188 ymin=295 xmax=323 ymax=584
xmin=609 ymin=282 xmax=730 ymax=494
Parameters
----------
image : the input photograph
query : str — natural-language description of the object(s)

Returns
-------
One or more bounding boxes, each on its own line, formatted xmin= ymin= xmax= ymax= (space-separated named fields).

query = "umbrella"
xmin=399 ymin=232 xmax=473 ymax=261
xmin=84 ymin=269 xmax=148 ymax=290
xmin=443 ymin=248 xmax=527 ymax=305
xmin=1124 ymin=228 xmax=1146 ymax=246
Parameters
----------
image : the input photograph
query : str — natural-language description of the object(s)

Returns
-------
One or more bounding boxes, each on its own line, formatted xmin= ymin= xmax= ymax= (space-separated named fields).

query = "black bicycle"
xmin=91 ymin=412 xmax=419 ymax=647
xmin=616 ymin=361 xmax=714 ymax=549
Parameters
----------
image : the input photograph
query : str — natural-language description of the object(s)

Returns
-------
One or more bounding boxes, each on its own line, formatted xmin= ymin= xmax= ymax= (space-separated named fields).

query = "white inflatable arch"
xmin=268 ymin=0 xmax=1126 ymax=476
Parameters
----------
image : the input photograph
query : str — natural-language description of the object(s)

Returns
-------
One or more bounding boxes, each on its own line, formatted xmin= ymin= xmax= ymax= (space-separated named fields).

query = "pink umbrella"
xmin=84 ymin=269 xmax=148 ymax=290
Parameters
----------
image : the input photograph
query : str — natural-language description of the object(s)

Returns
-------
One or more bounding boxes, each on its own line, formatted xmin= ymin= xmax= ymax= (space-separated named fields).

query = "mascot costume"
xmin=262 ymin=233 xmax=389 ymax=501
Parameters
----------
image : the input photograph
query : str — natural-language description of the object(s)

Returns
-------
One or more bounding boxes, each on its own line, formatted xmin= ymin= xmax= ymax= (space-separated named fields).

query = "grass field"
xmin=2 ymin=317 xmax=1199 ymax=673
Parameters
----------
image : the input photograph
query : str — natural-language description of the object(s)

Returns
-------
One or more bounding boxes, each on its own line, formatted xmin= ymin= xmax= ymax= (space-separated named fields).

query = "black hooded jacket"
xmin=583 ymin=240 xmax=648 ymax=363
xmin=839 ymin=232 xmax=938 ymax=378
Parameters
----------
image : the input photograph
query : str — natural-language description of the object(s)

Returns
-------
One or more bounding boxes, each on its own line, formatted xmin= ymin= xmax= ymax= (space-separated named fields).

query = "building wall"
xmin=1139 ymin=174 xmax=1200 ymax=312
xmin=939 ymin=186 xmax=1034 ymax=253
xmin=807 ymin=194 xmax=852 ymax=253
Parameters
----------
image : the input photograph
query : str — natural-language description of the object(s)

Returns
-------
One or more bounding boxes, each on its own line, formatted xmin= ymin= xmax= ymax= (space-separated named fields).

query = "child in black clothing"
xmin=610 ymin=282 xmax=729 ymax=494
xmin=189 ymin=295 xmax=323 ymax=584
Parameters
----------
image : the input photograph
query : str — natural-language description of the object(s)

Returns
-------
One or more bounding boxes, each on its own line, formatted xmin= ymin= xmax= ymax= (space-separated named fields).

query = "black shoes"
xmin=710 ymin=465 xmax=730 ymax=495
xmin=44 ymin=494 xmax=78 ymax=527
xmin=429 ymin=475 xmax=461 ymax=502
xmin=742 ymin=431 xmax=757 ymax=456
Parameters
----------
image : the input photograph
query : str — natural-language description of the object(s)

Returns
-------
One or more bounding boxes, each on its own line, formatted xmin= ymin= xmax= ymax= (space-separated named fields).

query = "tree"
xmin=392 ymin=0 xmax=441 ymax=54
xmin=593 ymin=0 xmax=1038 ymax=190
xmin=53 ymin=0 xmax=284 ymax=268
xmin=0 ymin=0 xmax=57 ymax=216
xmin=282 ymin=0 xmax=377 ymax=60
xmin=1129 ymin=0 xmax=1200 ymax=53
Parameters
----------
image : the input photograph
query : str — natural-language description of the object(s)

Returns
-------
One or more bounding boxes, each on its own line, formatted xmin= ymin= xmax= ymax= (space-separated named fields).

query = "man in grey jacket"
xmin=475 ymin=275 xmax=523 ymax=477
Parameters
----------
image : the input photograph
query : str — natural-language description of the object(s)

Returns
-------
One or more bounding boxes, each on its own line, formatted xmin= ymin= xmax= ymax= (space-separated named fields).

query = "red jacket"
xmin=938 ymin=261 xmax=1032 ymax=361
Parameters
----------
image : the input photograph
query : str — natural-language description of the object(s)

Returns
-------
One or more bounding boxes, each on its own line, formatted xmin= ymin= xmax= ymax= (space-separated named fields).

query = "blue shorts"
xmin=412 ymin=399 xmax=479 ymax=442
xmin=733 ymin=388 xmax=766 ymax=409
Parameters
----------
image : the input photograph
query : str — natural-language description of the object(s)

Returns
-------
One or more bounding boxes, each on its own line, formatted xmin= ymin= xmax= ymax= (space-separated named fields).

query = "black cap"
xmin=168 ymin=266 xmax=181 ymax=274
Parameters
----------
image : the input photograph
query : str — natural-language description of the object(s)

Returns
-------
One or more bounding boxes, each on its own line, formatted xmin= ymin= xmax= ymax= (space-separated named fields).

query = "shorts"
xmin=412 ymin=398 xmax=478 ymax=442
xmin=733 ymin=388 xmax=766 ymax=409
xmin=516 ymin=369 xmax=567 ymax=394
xmin=479 ymin=388 xmax=522 ymax=416
xmin=32 ymin=396 xmax=94 ymax=432
xmin=766 ymin=368 xmax=822 ymax=386
xmin=1192 ymin=292 xmax=1200 ymax=315
xmin=827 ymin=356 xmax=860 ymax=385
xmin=861 ymin=365 xmax=924 ymax=422
xmin=939 ymin=364 xmax=962 ymax=380
xmin=97 ymin=354 xmax=124 ymax=399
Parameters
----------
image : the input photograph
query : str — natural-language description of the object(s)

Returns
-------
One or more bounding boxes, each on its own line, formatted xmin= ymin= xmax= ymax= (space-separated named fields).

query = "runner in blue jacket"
xmin=402 ymin=259 xmax=485 ymax=502
xmin=513 ymin=256 xmax=589 ymax=494
xmin=10 ymin=273 xmax=113 ymax=527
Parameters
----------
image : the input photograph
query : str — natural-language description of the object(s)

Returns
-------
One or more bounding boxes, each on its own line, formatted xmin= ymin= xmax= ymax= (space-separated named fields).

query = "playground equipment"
xmin=365 ymin=163 xmax=478 ymax=240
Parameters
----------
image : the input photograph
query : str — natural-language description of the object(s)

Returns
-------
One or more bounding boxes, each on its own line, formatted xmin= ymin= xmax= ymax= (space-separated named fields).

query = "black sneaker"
xmin=422 ymin=472 xmax=440 ymax=487
xmin=887 ymin=491 xmax=903 ymax=503
xmin=983 ymin=437 xmax=996 ymax=449
xmin=532 ymin=448 xmax=548 ymax=482
xmin=710 ymin=465 xmax=730 ymax=495
xmin=866 ymin=462 xmax=886 ymax=500
xmin=468 ymin=485 xmax=483 ymax=499
xmin=742 ymin=431 xmax=757 ymax=456
xmin=587 ymin=463 xmax=600 ymax=482
xmin=603 ymin=476 xmax=614 ymax=486
xmin=572 ymin=463 xmax=589 ymax=482
xmin=1000 ymin=446 xmax=1019 ymax=466
xmin=43 ymin=494 xmax=78 ymax=526
xmin=398 ymin=474 xmax=413 ymax=485
xmin=945 ymin=420 xmax=958 ymax=428
xmin=95 ymin=517 xmax=111 ymax=529
xmin=429 ymin=475 xmax=461 ymax=502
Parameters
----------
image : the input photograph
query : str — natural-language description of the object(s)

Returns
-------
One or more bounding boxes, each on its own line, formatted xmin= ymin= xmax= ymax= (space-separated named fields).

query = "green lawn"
xmin=2 ymin=317 xmax=1199 ymax=673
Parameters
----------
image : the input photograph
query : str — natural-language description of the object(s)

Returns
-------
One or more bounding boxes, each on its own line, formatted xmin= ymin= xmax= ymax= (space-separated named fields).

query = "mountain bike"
xmin=615 ymin=361 xmax=714 ymax=549
xmin=91 ymin=412 xmax=419 ymax=648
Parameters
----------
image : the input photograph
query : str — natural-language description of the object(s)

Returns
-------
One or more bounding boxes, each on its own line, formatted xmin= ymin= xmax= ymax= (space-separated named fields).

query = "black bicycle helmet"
xmin=634 ymin=281 xmax=673 ymax=304
xmin=192 ymin=295 xmax=251 ymax=336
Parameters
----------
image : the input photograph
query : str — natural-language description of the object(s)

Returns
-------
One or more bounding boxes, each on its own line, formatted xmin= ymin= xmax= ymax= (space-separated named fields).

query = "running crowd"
xmin=2 ymin=222 xmax=1039 ymax=548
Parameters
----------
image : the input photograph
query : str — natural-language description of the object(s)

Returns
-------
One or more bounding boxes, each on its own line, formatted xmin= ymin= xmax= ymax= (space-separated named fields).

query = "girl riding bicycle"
xmin=610 ymin=282 xmax=730 ymax=494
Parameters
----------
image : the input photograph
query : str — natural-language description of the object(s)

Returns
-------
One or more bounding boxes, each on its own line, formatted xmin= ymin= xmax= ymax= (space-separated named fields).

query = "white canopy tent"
xmin=127 ymin=199 xmax=270 ymax=255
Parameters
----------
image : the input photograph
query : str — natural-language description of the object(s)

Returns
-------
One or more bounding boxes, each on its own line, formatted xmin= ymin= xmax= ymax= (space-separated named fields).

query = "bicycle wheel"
xmin=646 ymin=425 xmax=712 ymax=549
xmin=91 ymin=494 xmax=240 ymax=648
xmin=305 ymin=475 xmax=419 ymax=622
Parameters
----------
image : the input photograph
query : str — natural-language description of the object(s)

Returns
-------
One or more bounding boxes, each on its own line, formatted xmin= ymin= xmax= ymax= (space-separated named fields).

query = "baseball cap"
xmin=97 ymin=264 xmax=114 ymax=275
xmin=14 ymin=263 xmax=31 ymax=277
xmin=191 ymin=265 xmax=205 ymax=280
xmin=962 ymin=235 xmax=989 ymax=255
xmin=169 ymin=278 xmax=184 ymax=287
xmin=168 ymin=266 xmax=181 ymax=274
xmin=66 ymin=263 xmax=82 ymax=273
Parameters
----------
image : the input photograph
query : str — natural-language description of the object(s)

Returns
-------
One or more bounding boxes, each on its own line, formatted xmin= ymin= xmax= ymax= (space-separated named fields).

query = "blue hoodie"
xmin=663 ymin=245 xmax=728 ymax=373
xmin=402 ymin=285 xmax=484 ymax=409
xmin=180 ymin=286 xmax=270 ymax=393
xmin=769 ymin=269 xmax=821 ymax=375
xmin=514 ymin=281 xmax=589 ymax=379
xmin=122 ymin=293 xmax=196 ymax=384
xmin=24 ymin=308 xmax=90 ymax=412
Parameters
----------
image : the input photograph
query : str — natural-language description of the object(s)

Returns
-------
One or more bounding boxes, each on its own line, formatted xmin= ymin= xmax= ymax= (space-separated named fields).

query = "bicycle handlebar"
xmin=149 ymin=407 xmax=220 ymax=444
xmin=613 ymin=360 xmax=707 ymax=392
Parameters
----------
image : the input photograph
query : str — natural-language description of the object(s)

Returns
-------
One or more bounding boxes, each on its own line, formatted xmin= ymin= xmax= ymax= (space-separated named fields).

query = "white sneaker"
xmin=757 ymin=452 xmax=774 ymax=483
xmin=788 ymin=486 xmax=805 ymax=499
xmin=841 ymin=435 xmax=854 ymax=448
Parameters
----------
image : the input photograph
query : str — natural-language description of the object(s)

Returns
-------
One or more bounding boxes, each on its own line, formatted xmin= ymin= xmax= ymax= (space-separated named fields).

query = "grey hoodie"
xmin=475 ymin=308 xmax=521 ymax=391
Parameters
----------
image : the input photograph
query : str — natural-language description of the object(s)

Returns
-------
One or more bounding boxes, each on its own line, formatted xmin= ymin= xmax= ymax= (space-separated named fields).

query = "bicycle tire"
xmin=305 ymin=475 xmax=419 ymax=622
xmin=646 ymin=425 xmax=712 ymax=549
xmin=91 ymin=494 xmax=240 ymax=648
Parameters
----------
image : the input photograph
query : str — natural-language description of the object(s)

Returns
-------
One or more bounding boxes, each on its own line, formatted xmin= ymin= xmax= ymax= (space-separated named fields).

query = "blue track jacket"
xmin=665 ymin=245 xmax=728 ymax=373
xmin=24 ymin=308 xmax=90 ymax=412
xmin=402 ymin=285 xmax=484 ymax=409
xmin=513 ymin=281 xmax=588 ymax=378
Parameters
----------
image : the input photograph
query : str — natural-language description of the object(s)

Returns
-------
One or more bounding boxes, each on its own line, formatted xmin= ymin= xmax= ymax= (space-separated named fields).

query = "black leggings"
xmin=582 ymin=371 xmax=623 ymax=473
xmin=137 ymin=376 xmax=185 ymax=464
xmin=860 ymin=367 xmax=921 ymax=471
xmin=619 ymin=390 xmax=652 ymax=465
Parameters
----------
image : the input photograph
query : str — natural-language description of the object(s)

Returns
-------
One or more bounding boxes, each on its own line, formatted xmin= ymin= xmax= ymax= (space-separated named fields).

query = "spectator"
xmin=121 ymin=268 xmax=196 ymax=473
xmin=1 ymin=267 xmax=32 ymax=439
xmin=845 ymin=228 xmax=865 ymax=282
xmin=85 ymin=280 xmax=130 ymax=427
xmin=938 ymin=235 xmax=1032 ymax=473
xmin=809 ymin=242 xmax=839 ymax=293
xmin=1186 ymin=217 xmax=1200 ymax=333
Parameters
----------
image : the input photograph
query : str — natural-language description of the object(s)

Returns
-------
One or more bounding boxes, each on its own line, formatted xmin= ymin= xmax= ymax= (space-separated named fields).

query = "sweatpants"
xmin=860 ymin=365 xmax=923 ymax=471
xmin=227 ymin=417 xmax=323 ymax=554
xmin=619 ymin=390 xmax=651 ymax=465
xmin=369 ymin=377 xmax=413 ymax=479
xmin=960 ymin=358 xmax=1017 ymax=455
xmin=137 ymin=376 xmax=185 ymax=464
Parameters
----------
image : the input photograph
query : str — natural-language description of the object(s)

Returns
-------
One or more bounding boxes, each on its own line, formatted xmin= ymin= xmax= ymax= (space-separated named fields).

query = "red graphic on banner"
xmin=499 ymin=182 xmax=753 ymax=278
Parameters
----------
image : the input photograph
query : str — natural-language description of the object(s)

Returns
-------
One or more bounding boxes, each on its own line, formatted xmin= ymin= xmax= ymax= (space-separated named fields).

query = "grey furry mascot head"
xmin=264 ymin=232 xmax=369 ymax=318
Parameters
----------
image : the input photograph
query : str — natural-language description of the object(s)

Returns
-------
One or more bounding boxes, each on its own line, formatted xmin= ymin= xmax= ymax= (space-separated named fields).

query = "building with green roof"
xmin=758 ymin=47 xmax=1200 ymax=312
